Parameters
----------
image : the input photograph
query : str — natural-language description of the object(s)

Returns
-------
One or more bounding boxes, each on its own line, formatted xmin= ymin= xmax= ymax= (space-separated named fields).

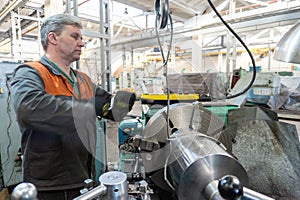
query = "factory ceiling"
xmin=113 ymin=0 xmax=275 ymax=22
xmin=0 ymin=0 xmax=299 ymax=54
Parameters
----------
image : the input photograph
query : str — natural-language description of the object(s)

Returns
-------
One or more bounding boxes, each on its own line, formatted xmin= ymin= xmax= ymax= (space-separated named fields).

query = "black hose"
xmin=207 ymin=0 xmax=256 ymax=99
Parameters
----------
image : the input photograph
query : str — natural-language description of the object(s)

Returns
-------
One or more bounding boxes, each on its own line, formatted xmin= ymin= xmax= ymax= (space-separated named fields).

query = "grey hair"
xmin=40 ymin=14 xmax=82 ymax=51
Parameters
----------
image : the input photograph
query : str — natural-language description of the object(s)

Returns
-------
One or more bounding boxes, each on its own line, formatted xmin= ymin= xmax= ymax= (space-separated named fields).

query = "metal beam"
xmin=240 ymin=0 xmax=269 ymax=6
xmin=11 ymin=12 xmax=43 ymax=22
xmin=81 ymin=29 xmax=110 ymax=39
xmin=169 ymin=0 xmax=198 ymax=15
xmin=111 ymin=9 xmax=300 ymax=50
xmin=0 ymin=0 xmax=24 ymax=22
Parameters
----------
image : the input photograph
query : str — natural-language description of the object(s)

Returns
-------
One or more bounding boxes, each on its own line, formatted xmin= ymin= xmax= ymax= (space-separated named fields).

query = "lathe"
xmin=12 ymin=103 xmax=287 ymax=200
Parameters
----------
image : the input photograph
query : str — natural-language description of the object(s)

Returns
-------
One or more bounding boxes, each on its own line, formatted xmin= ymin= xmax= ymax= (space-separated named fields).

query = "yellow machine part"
xmin=141 ymin=93 xmax=199 ymax=105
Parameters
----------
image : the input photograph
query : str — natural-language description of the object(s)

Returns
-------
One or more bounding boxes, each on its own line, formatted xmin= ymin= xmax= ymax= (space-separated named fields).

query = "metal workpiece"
xmin=166 ymin=133 xmax=248 ymax=200
xmin=11 ymin=182 xmax=38 ymax=200
xmin=99 ymin=171 xmax=128 ymax=200
xmin=141 ymin=103 xmax=225 ymax=143
xmin=139 ymin=103 xmax=231 ymax=173
xmin=73 ymin=171 xmax=128 ymax=200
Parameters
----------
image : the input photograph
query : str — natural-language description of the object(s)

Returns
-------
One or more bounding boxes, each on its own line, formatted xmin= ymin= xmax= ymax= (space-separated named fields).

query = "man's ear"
xmin=48 ymin=32 xmax=58 ymax=45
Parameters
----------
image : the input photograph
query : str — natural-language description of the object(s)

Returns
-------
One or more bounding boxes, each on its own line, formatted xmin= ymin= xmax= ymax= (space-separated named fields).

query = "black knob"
xmin=218 ymin=175 xmax=243 ymax=200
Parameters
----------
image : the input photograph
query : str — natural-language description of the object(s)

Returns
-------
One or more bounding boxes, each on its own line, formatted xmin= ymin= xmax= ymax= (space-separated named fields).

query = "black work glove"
xmin=95 ymin=90 xmax=136 ymax=122
xmin=108 ymin=91 xmax=136 ymax=122
xmin=94 ymin=88 xmax=112 ymax=117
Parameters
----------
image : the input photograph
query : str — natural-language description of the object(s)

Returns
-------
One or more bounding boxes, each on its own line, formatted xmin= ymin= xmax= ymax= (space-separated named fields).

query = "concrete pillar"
xmin=130 ymin=49 xmax=134 ymax=88
xmin=44 ymin=0 xmax=64 ymax=18
xmin=192 ymin=34 xmax=203 ymax=72
xmin=226 ymin=33 xmax=236 ymax=73
xmin=122 ymin=49 xmax=128 ymax=88
xmin=218 ymin=53 xmax=223 ymax=72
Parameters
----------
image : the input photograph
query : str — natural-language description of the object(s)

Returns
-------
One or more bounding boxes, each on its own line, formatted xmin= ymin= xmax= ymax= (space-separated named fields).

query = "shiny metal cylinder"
xmin=99 ymin=171 xmax=128 ymax=200
xmin=73 ymin=185 xmax=107 ymax=200
xmin=167 ymin=133 xmax=248 ymax=200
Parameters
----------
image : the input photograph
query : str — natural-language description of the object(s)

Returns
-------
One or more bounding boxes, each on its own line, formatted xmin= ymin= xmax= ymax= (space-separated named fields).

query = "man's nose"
xmin=78 ymin=39 xmax=85 ymax=47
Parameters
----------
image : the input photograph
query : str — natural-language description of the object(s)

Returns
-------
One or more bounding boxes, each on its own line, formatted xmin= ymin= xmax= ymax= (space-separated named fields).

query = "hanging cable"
xmin=154 ymin=3 xmax=176 ymax=192
xmin=154 ymin=0 xmax=173 ymax=139
xmin=0 ymin=75 xmax=14 ymax=187
xmin=3 ymin=76 xmax=13 ymax=167
xmin=207 ymin=0 xmax=256 ymax=99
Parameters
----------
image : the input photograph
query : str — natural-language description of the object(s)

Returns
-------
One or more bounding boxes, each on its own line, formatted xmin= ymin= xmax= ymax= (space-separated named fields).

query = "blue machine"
xmin=118 ymin=118 xmax=143 ymax=145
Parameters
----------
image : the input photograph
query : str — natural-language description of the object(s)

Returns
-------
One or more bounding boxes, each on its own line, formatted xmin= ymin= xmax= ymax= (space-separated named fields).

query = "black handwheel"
xmin=154 ymin=0 xmax=169 ymax=29
xmin=218 ymin=175 xmax=243 ymax=200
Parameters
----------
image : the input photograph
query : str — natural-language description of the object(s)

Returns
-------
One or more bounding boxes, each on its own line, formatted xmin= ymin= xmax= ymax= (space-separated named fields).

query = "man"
xmin=10 ymin=13 xmax=135 ymax=200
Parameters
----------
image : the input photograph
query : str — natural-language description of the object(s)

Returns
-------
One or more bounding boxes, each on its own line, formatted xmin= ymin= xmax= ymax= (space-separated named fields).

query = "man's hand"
xmin=109 ymin=91 xmax=136 ymax=121
xmin=94 ymin=88 xmax=136 ymax=122
xmin=98 ymin=90 xmax=136 ymax=122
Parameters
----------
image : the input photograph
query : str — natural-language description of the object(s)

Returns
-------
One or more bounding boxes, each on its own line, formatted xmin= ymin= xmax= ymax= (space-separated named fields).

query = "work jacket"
xmin=10 ymin=55 xmax=111 ymax=191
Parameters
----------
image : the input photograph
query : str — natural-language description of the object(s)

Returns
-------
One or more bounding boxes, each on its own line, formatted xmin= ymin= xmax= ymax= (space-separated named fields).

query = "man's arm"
xmin=10 ymin=65 xmax=95 ymax=134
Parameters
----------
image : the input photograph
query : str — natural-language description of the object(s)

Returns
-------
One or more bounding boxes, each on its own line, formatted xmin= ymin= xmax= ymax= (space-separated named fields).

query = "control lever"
xmin=218 ymin=175 xmax=275 ymax=200
xmin=218 ymin=175 xmax=243 ymax=199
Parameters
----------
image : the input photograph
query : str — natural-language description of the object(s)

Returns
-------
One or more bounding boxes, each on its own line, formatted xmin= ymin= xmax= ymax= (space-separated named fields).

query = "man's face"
xmin=55 ymin=25 xmax=84 ymax=63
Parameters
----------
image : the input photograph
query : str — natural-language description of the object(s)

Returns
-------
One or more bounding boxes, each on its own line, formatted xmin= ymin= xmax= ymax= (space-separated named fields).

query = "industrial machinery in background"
xmin=228 ymin=71 xmax=281 ymax=106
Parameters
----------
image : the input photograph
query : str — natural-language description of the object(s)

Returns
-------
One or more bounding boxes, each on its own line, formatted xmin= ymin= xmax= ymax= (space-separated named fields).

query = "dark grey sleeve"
xmin=10 ymin=65 xmax=96 ymax=134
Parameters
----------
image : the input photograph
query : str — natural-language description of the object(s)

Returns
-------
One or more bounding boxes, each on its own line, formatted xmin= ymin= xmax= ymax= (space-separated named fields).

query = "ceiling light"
xmin=124 ymin=8 xmax=128 ymax=15
xmin=273 ymin=21 xmax=300 ymax=64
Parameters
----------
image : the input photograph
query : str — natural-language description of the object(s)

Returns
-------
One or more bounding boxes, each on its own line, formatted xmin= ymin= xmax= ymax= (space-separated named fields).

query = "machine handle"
xmin=73 ymin=185 xmax=107 ymax=200
xmin=218 ymin=175 xmax=243 ymax=200
xmin=218 ymin=175 xmax=275 ymax=200
xmin=11 ymin=182 xmax=38 ymax=200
